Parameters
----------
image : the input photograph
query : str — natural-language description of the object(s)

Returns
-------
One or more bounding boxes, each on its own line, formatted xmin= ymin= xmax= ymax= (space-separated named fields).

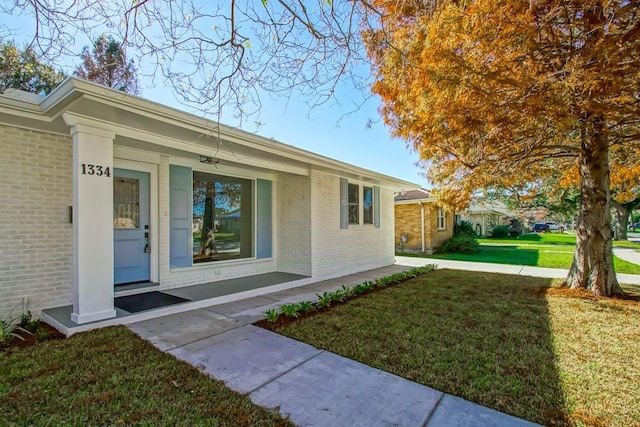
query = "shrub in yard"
xmin=454 ymin=220 xmax=476 ymax=237
xmin=437 ymin=233 xmax=480 ymax=254
xmin=491 ymin=225 xmax=510 ymax=238
xmin=517 ymin=233 xmax=542 ymax=241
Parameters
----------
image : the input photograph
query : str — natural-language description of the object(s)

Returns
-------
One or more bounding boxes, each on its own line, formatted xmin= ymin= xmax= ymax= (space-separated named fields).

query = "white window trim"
xmin=341 ymin=179 xmax=380 ymax=228
xmin=437 ymin=207 xmax=446 ymax=230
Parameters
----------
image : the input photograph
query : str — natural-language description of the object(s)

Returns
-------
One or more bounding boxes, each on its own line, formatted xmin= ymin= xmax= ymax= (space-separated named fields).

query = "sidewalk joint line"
xmin=421 ymin=392 xmax=445 ymax=427
xmin=248 ymin=349 xmax=325 ymax=395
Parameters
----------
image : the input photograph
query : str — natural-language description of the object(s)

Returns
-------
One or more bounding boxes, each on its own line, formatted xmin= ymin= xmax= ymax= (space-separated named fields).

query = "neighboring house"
xmin=457 ymin=201 xmax=515 ymax=237
xmin=394 ymin=189 xmax=454 ymax=254
xmin=0 ymin=78 xmax=418 ymax=331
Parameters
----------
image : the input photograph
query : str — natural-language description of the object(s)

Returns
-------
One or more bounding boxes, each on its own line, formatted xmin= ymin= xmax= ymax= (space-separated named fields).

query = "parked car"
xmin=545 ymin=222 xmax=560 ymax=231
xmin=629 ymin=222 xmax=640 ymax=230
xmin=533 ymin=223 xmax=551 ymax=233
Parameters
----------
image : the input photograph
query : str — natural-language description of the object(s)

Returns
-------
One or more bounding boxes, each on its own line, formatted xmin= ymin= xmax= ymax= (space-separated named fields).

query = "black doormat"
xmin=114 ymin=292 xmax=190 ymax=313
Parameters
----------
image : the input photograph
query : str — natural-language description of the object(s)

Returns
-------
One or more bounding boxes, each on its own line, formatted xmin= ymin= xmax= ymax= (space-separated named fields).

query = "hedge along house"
xmin=0 ymin=78 xmax=418 ymax=335
xmin=394 ymin=189 xmax=454 ymax=254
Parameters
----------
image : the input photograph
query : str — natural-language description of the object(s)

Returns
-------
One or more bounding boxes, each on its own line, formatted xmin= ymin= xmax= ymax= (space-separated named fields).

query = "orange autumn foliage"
xmin=365 ymin=0 xmax=640 ymax=211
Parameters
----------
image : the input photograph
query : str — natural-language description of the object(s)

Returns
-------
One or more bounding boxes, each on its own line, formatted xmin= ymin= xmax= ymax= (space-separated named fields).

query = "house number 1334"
xmin=80 ymin=164 xmax=111 ymax=177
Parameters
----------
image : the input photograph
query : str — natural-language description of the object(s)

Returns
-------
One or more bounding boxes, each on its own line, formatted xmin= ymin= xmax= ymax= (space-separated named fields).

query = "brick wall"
xmin=275 ymin=174 xmax=312 ymax=275
xmin=0 ymin=125 xmax=73 ymax=319
xmin=310 ymin=170 xmax=395 ymax=279
xmin=395 ymin=202 xmax=453 ymax=253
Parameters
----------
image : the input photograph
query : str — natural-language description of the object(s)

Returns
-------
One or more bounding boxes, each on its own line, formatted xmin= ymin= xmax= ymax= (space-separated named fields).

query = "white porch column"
xmin=66 ymin=118 xmax=117 ymax=324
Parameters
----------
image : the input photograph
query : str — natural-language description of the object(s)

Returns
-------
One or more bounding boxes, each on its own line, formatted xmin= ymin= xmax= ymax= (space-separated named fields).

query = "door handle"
xmin=144 ymin=225 xmax=151 ymax=253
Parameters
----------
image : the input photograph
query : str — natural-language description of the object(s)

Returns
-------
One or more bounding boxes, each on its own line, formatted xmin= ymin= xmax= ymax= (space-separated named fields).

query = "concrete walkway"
xmin=396 ymin=255 xmax=640 ymax=286
xmin=129 ymin=262 xmax=547 ymax=427
xmin=614 ymin=233 xmax=640 ymax=267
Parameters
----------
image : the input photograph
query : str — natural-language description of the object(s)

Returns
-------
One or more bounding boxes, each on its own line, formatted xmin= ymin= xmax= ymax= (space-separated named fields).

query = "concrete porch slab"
xmin=163 ymin=272 xmax=308 ymax=300
xmin=167 ymin=325 xmax=322 ymax=394
xmin=128 ymin=309 xmax=241 ymax=351
xmin=251 ymin=350 xmax=443 ymax=427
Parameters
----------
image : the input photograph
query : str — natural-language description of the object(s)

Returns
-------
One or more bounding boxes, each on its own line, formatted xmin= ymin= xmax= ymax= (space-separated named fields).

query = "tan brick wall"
xmin=395 ymin=204 xmax=424 ymax=252
xmin=429 ymin=205 xmax=454 ymax=249
xmin=395 ymin=203 xmax=454 ymax=253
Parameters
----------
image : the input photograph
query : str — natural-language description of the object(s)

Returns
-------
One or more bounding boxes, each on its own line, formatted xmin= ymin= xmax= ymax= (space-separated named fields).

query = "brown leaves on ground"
xmin=532 ymin=285 xmax=640 ymax=309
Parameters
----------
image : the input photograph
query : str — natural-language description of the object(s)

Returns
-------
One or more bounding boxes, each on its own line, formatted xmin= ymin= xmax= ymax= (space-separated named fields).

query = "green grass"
xmin=418 ymin=246 xmax=640 ymax=274
xmin=274 ymin=270 xmax=640 ymax=426
xmin=479 ymin=233 xmax=578 ymax=245
xmin=0 ymin=326 xmax=290 ymax=426
xmin=480 ymin=233 xmax=640 ymax=249
xmin=411 ymin=232 xmax=640 ymax=273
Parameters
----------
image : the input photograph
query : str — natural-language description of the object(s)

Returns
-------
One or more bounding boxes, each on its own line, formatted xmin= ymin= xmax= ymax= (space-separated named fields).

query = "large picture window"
xmin=192 ymin=172 xmax=253 ymax=263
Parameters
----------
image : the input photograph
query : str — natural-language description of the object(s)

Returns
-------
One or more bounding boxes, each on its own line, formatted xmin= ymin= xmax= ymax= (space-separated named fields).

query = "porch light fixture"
xmin=199 ymin=155 xmax=220 ymax=165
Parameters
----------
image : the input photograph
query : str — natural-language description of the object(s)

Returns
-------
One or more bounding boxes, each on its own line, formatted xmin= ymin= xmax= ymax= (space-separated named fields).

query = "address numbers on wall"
xmin=80 ymin=164 xmax=111 ymax=177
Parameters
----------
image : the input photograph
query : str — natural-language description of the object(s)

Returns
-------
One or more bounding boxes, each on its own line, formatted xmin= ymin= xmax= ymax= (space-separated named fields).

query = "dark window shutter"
xmin=340 ymin=178 xmax=348 ymax=229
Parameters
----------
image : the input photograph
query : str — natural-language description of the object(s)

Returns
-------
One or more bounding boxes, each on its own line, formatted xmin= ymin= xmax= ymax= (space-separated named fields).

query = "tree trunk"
xmin=565 ymin=117 xmax=624 ymax=297
xmin=198 ymin=183 xmax=216 ymax=256
xmin=611 ymin=201 xmax=629 ymax=241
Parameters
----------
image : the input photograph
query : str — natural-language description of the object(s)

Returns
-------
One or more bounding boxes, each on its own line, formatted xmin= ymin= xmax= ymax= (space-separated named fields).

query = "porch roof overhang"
xmin=394 ymin=198 xmax=437 ymax=205
xmin=0 ymin=77 xmax=419 ymax=191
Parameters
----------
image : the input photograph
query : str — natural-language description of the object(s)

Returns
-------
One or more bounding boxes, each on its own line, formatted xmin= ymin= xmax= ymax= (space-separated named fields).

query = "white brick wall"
xmin=0 ymin=125 xmax=73 ymax=319
xmin=0 ymin=126 xmax=398 ymax=320
xmin=275 ymin=174 xmax=312 ymax=275
xmin=310 ymin=170 xmax=395 ymax=279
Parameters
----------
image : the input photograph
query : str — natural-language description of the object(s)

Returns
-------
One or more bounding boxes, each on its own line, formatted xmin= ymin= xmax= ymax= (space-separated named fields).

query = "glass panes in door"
xmin=113 ymin=177 xmax=140 ymax=229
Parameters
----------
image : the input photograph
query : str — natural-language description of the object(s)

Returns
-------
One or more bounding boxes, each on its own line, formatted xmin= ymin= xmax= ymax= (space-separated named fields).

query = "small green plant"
xmin=0 ymin=315 xmax=30 ymax=349
xmin=315 ymin=292 xmax=333 ymax=309
xmin=19 ymin=310 xmax=40 ymax=333
xmin=279 ymin=304 xmax=301 ymax=318
xmin=35 ymin=328 xmax=51 ymax=342
xmin=341 ymin=285 xmax=356 ymax=298
xmin=454 ymin=220 xmax=476 ymax=237
xmin=264 ymin=266 xmax=438 ymax=325
xmin=264 ymin=309 xmax=280 ymax=323
xmin=491 ymin=225 xmax=510 ymax=238
xmin=329 ymin=289 xmax=346 ymax=302
xmin=437 ymin=233 xmax=480 ymax=254
xmin=353 ymin=284 xmax=367 ymax=295
xmin=376 ymin=277 xmax=394 ymax=287
xmin=297 ymin=301 xmax=315 ymax=313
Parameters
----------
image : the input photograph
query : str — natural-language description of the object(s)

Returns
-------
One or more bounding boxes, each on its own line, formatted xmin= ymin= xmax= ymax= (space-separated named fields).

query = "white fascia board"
xmin=394 ymin=198 xmax=437 ymax=205
xmin=41 ymin=77 xmax=416 ymax=187
xmin=62 ymin=112 xmax=309 ymax=176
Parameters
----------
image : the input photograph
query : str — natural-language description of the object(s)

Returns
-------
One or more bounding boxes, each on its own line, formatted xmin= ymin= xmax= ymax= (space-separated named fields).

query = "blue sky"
xmin=143 ymin=80 xmax=424 ymax=185
xmin=1 ymin=8 xmax=426 ymax=185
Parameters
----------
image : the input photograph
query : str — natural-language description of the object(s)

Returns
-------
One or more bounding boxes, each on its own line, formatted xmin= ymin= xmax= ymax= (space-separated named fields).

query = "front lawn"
xmin=478 ymin=233 xmax=578 ymax=245
xmin=274 ymin=269 xmax=640 ymax=426
xmin=0 ymin=326 xmax=290 ymax=426
xmin=479 ymin=233 xmax=640 ymax=249
xmin=419 ymin=246 xmax=640 ymax=274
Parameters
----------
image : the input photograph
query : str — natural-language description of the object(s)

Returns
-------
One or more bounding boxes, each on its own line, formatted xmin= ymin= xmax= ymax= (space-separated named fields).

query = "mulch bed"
xmin=1 ymin=322 xmax=65 ymax=354
xmin=254 ymin=279 xmax=413 ymax=331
